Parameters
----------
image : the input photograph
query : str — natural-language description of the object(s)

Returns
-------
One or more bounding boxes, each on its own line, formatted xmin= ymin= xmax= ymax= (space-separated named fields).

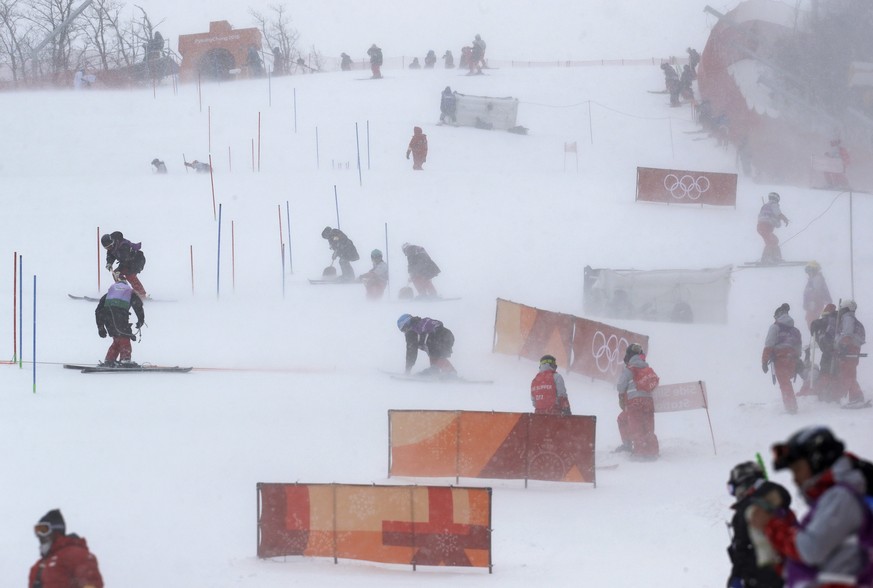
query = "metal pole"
xmin=355 ymin=122 xmax=362 ymax=187
xmin=216 ymin=203 xmax=222 ymax=299
xmin=849 ymin=190 xmax=855 ymax=299
xmin=286 ymin=201 xmax=293 ymax=273
xmin=334 ymin=185 xmax=341 ymax=229
xmin=32 ymin=274 xmax=36 ymax=393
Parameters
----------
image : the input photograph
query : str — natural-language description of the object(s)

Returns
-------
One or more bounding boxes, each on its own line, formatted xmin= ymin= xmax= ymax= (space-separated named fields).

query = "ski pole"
xmin=756 ymin=452 xmax=768 ymax=480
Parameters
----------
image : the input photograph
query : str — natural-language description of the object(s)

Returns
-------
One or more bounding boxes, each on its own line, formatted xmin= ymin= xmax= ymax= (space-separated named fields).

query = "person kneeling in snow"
xmin=359 ymin=249 xmax=388 ymax=299
xmin=397 ymin=314 xmax=455 ymax=376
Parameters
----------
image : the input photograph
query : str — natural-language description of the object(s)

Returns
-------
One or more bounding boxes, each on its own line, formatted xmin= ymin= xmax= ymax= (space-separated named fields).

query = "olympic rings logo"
xmin=591 ymin=331 xmax=630 ymax=374
xmin=663 ymin=174 xmax=711 ymax=200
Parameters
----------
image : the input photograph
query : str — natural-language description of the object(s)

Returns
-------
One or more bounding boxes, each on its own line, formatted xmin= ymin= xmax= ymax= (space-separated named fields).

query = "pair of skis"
xmin=63 ymin=364 xmax=191 ymax=374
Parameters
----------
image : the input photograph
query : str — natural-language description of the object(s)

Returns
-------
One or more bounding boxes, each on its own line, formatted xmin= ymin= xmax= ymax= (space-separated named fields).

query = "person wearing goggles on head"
xmin=530 ymin=354 xmax=571 ymax=416
xmin=29 ymin=509 xmax=103 ymax=588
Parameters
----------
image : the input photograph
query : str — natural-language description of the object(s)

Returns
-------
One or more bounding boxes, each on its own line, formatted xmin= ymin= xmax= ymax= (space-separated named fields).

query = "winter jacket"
xmin=95 ymin=281 xmax=144 ymax=338
xmin=762 ymin=314 xmax=802 ymax=363
xmin=758 ymin=202 xmax=788 ymax=228
xmin=105 ymin=233 xmax=145 ymax=273
xmin=530 ymin=364 xmax=571 ymax=415
xmin=838 ymin=310 xmax=865 ymax=350
xmin=367 ymin=45 xmax=383 ymax=66
xmin=407 ymin=128 xmax=428 ymax=161
xmin=803 ymin=273 xmax=832 ymax=314
xmin=404 ymin=317 xmax=454 ymax=371
xmin=616 ymin=354 xmax=652 ymax=401
xmin=728 ymin=480 xmax=791 ymax=588
xmin=324 ymin=229 xmax=360 ymax=262
xmin=404 ymin=245 xmax=440 ymax=280
xmin=29 ymin=534 xmax=103 ymax=588
xmin=764 ymin=455 xmax=868 ymax=587
xmin=360 ymin=259 xmax=388 ymax=286
xmin=440 ymin=89 xmax=457 ymax=117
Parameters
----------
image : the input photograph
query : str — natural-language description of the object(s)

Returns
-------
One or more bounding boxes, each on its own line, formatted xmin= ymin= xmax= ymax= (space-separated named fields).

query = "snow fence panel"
xmin=453 ymin=92 xmax=519 ymax=130
xmin=492 ymin=298 xmax=573 ymax=366
xmin=636 ymin=167 xmax=737 ymax=206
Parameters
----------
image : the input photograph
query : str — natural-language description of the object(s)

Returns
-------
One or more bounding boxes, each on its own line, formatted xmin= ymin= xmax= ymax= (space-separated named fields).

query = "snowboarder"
xmin=29 ymin=509 xmax=104 ymax=588
xmin=95 ymin=277 xmax=145 ymax=368
xmin=367 ymin=44 xmax=383 ymax=79
xmin=321 ymin=226 xmax=359 ymax=281
xmin=749 ymin=427 xmax=872 ymax=586
xmin=442 ymin=49 xmax=454 ymax=69
xmin=757 ymin=192 xmax=790 ymax=264
xmin=401 ymin=242 xmax=440 ymax=298
xmin=397 ymin=314 xmax=455 ymax=375
xmin=615 ymin=343 xmax=660 ymax=460
xmin=530 ymin=354 xmax=572 ymax=415
xmin=802 ymin=261 xmax=832 ymax=329
xmin=424 ymin=50 xmax=437 ymax=68
xmin=440 ymin=86 xmax=457 ymax=124
xmin=340 ymin=52 xmax=352 ymax=71
xmin=469 ymin=34 xmax=486 ymax=74
xmin=359 ymin=249 xmax=388 ymax=299
xmin=406 ymin=126 xmax=428 ymax=170
xmin=835 ymin=299 xmax=867 ymax=407
xmin=661 ymin=63 xmax=680 ymax=106
xmin=726 ymin=461 xmax=792 ymax=588
xmin=151 ymin=158 xmax=167 ymax=174
xmin=409 ymin=57 xmax=421 ymax=69
xmin=101 ymin=231 xmax=147 ymax=299
xmin=185 ymin=160 xmax=211 ymax=173
xmin=762 ymin=303 xmax=801 ymax=414
xmin=823 ymin=139 xmax=850 ymax=189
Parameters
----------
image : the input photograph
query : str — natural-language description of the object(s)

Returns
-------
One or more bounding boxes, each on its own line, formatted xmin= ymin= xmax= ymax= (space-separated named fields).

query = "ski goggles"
xmin=34 ymin=523 xmax=54 ymax=537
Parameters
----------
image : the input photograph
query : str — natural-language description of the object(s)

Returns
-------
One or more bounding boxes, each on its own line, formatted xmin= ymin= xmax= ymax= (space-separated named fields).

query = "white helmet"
xmin=840 ymin=299 xmax=857 ymax=312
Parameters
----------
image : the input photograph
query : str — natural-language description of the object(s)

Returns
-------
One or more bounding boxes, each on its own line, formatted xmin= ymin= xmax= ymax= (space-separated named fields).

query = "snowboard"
xmin=381 ymin=370 xmax=493 ymax=385
xmin=63 ymin=363 xmax=191 ymax=373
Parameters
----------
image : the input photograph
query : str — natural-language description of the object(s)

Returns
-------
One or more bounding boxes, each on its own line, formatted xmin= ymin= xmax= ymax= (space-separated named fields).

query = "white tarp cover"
xmin=453 ymin=92 xmax=519 ymax=130
xmin=584 ymin=266 xmax=733 ymax=324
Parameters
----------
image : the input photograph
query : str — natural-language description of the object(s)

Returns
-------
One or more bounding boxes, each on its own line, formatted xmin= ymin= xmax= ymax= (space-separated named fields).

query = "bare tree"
xmin=27 ymin=0 xmax=80 ymax=77
xmin=250 ymin=4 xmax=299 ymax=74
xmin=0 ymin=0 xmax=34 ymax=82
xmin=79 ymin=0 xmax=123 ymax=70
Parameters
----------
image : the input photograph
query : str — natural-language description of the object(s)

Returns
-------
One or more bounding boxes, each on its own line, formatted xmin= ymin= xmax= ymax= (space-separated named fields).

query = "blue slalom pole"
xmin=216 ymin=203 xmax=222 ymax=299
xmin=286 ymin=201 xmax=293 ymax=273
xmin=32 ymin=275 xmax=36 ymax=393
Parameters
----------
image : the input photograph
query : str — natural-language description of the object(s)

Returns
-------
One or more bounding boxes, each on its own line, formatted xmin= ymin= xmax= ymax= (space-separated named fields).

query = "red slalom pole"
xmin=209 ymin=154 xmax=216 ymax=221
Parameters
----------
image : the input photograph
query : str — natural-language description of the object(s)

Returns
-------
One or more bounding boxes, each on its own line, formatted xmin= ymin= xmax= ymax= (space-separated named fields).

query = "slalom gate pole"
xmin=19 ymin=254 xmax=22 ymax=368
xmin=293 ymin=88 xmax=297 ymax=134
xmin=12 ymin=251 xmax=16 ymax=362
xmin=216 ymin=203 xmax=222 ymax=299
xmin=251 ymin=139 xmax=255 ymax=172
xmin=355 ymin=122 xmax=362 ymax=187
xmin=367 ymin=120 xmax=371 ymax=170
xmin=281 ymin=244 xmax=286 ymax=298
xmin=152 ymin=78 xmax=156 ymax=99
xmin=849 ymin=190 xmax=855 ymax=299
xmin=183 ymin=152 xmax=188 ymax=173
xmin=209 ymin=154 xmax=217 ymax=221
xmin=315 ymin=126 xmax=320 ymax=169
xmin=208 ymin=106 xmax=212 ymax=153
xmin=277 ymin=204 xmax=284 ymax=262
xmin=286 ymin=201 xmax=293 ymax=273
xmin=96 ymin=226 xmax=101 ymax=292
xmin=384 ymin=222 xmax=389 ymax=289
xmin=32 ymin=274 xmax=35 ymax=393
xmin=231 ymin=221 xmax=236 ymax=293
xmin=258 ymin=112 xmax=262 ymax=172
xmin=334 ymin=185 xmax=340 ymax=229
xmin=190 ymin=245 xmax=194 ymax=295
xmin=198 ymin=72 xmax=202 ymax=113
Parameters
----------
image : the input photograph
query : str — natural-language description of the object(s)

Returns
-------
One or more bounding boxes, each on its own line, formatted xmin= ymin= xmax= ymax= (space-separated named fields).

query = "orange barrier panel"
xmin=258 ymin=483 xmax=492 ymax=571
xmin=653 ymin=381 xmax=717 ymax=455
xmin=492 ymin=298 xmax=574 ymax=365
xmin=569 ymin=317 xmax=649 ymax=383
xmin=635 ymin=167 xmax=737 ymax=206
xmin=389 ymin=410 xmax=596 ymax=486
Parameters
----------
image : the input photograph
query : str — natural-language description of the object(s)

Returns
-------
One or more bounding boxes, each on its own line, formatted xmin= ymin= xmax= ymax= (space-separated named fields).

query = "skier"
xmin=762 ymin=303 xmax=801 ymax=414
xmin=424 ymin=49 xmax=437 ymax=69
xmin=406 ymin=126 xmax=428 ymax=170
xmin=835 ymin=299 xmax=867 ymax=407
xmin=615 ymin=343 xmax=660 ymax=460
xmin=440 ymin=86 xmax=457 ymax=124
xmin=749 ymin=426 xmax=872 ymax=586
xmin=151 ymin=158 xmax=167 ymax=174
xmin=359 ymin=249 xmax=388 ymax=300
xmin=802 ymin=261 xmax=832 ymax=329
xmin=401 ymin=242 xmax=440 ymax=298
xmin=661 ymin=63 xmax=680 ymax=106
xmin=442 ymin=49 xmax=454 ymax=69
xmin=757 ymin=192 xmax=790 ymax=264
xmin=185 ymin=160 xmax=211 ymax=173
xmin=397 ymin=314 xmax=455 ymax=376
xmin=101 ymin=231 xmax=147 ymax=299
xmin=469 ymin=34 xmax=486 ymax=74
xmin=340 ymin=52 xmax=352 ymax=71
xmin=805 ymin=303 xmax=838 ymax=401
xmin=29 ymin=509 xmax=104 ymax=588
xmin=321 ymin=226 xmax=359 ymax=281
xmin=823 ymin=139 xmax=850 ymax=189
xmin=530 ymin=354 xmax=572 ymax=415
xmin=95 ymin=277 xmax=145 ymax=368
xmin=726 ymin=461 xmax=792 ymax=588
xmin=367 ymin=44 xmax=383 ymax=79
xmin=409 ymin=57 xmax=421 ymax=70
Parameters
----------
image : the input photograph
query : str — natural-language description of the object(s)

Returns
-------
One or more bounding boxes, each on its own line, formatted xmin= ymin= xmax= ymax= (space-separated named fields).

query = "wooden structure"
xmin=178 ymin=21 xmax=263 ymax=82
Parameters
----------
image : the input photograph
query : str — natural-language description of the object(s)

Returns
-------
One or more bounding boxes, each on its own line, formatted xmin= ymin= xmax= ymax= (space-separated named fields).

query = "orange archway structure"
xmin=178 ymin=21 xmax=263 ymax=82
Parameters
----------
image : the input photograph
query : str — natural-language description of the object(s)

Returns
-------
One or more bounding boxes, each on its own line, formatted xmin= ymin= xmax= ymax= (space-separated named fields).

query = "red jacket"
xmin=407 ymin=127 xmax=428 ymax=160
xmin=530 ymin=368 xmax=571 ymax=415
xmin=29 ymin=534 xmax=104 ymax=588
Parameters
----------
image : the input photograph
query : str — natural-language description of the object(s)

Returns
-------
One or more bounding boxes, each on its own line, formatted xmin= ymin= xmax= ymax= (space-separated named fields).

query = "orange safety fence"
xmin=388 ymin=410 xmax=596 ymax=486
xmin=653 ymin=381 xmax=717 ymax=454
xmin=257 ymin=482 xmax=492 ymax=571
xmin=492 ymin=298 xmax=574 ymax=366
xmin=636 ymin=167 xmax=738 ymax=206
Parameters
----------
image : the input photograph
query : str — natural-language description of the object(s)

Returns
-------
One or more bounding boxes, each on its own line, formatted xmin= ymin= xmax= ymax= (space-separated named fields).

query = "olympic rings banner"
xmin=388 ymin=410 xmax=597 ymax=486
xmin=257 ymin=482 xmax=492 ymax=570
xmin=635 ymin=167 xmax=737 ymax=206
xmin=492 ymin=298 xmax=574 ymax=366
xmin=569 ymin=318 xmax=649 ymax=383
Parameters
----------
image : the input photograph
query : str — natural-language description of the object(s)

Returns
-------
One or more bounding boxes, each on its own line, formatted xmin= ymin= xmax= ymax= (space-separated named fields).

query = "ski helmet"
xmin=371 ymin=249 xmax=383 ymax=259
xmin=623 ymin=343 xmax=644 ymax=364
xmin=727 ymin=461 xmax=765 ymax=498
xmin=401 ymin=242 xmax=411 ymax=253
xmin=397 ymin=314 xmax=413 ymax=332
xmin=321 ymin=226 xmax=332 ymax=239
xmin=100 ymin=234 xmax=113 ymax=248
xmin=840 ymin=299 xmax=857 ymax=312
xmin=805 ymin=261 xmax=821 ymax=273
xmin=539 ymin=354 xmax=557 ymax=368
xmin=768 ymin=192 xmax=780 ymax=202
xmin=774 ymin=303 xmax=790 ymax=319
xmin=773 ymin=426 xmax=844 ymax=474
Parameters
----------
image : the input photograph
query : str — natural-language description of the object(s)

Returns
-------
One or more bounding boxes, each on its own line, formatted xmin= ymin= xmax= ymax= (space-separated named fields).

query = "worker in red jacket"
xmin=530 ymin=354 xmax=572 ymax=415
xmin=406 ymin=126 xmax=428 ymax=170
xmin=29 ymin=509 xmax=104 ymax=588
